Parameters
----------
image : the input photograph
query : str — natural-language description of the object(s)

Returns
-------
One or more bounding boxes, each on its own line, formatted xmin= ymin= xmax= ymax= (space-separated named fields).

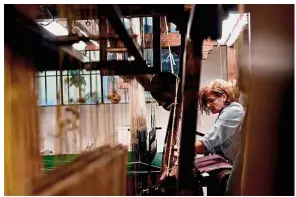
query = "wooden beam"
xmin=152 ymin=16 xmax=161 ymax=73
xmin=161 ymin=16 xmax=166 ymax=33
xmin=201 ymin=39 xmax=216 ymax=59
xmin=99 ymin=16 xmax=107 ymax=62
xmin=227 ymin=46 xmax=237 ymax=80
xmin=145 ymin=32 xmax=181 ymax=48
xmin=85 ymin=60 xmax=156 ymax=75
xmin=15 ymin=4 xmax=186 ymax=20
xmin=82 ymin=32 xmax=182 ymax=50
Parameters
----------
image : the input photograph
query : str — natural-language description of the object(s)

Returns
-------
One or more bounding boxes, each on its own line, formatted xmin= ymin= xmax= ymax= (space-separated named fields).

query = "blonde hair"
xmin=198 ymin=79 xmax=240 ymax=114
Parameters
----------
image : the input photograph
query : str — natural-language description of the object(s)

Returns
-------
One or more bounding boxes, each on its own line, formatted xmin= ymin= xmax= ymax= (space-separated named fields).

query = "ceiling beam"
xmin=15 ymin=4 xmax=186 ymax=20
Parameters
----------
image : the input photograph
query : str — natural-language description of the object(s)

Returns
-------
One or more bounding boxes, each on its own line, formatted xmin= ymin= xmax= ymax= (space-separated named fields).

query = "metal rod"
xmin=67 ymin=70 xmax=70 ymax=104
xmin=55 ymin=70 xmax=59 ymax=104
xmin=44 ymin=72 xmax=48 ymax=105
xmin=60 ymin=69 xmax=64 ymax=105
xmin=100 ymin=72 xmax=104 ymax=104
xmin=89 ymin=52 xmax=93 ymax=101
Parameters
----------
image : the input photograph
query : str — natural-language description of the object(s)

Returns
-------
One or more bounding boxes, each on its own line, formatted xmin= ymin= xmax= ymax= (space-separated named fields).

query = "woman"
xmin=195 ymin=79 xmax=244 ymax=162
xmin=195 ymin=79 xmax=245 ymax=195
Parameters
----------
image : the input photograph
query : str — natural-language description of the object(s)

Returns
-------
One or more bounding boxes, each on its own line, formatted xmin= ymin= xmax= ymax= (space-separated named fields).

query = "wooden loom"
xmin=4 ymin=4 xmax=180 ymax=196
xmin=5 ymin=4 xmax=263 ymax=196
xmin=4 ymin=5 xmax=134 ymax=196
xmin=4 ymin=42 xmax=129 ymax=196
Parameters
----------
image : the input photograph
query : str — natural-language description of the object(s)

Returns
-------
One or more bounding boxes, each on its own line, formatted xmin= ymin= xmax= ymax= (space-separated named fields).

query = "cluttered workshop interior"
xmin=4 ymin=4 xmax=294 ymax=196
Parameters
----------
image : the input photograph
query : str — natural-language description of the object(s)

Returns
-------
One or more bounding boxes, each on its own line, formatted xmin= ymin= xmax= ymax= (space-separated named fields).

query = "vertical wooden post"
xmin=227 ymin=46 xmax=237 ymax=80
xmin=238 ymin=4 xmax=294 ymax=195
xmin=4 ymin=45 xmax=42 ymax=195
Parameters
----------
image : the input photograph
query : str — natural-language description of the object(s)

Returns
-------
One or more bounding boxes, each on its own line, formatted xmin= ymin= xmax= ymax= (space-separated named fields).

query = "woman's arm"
xmin=199 ymin=104 xmax=245 ymax=153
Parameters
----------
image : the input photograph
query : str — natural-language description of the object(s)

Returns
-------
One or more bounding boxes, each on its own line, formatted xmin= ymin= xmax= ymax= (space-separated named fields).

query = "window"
xmin=36 ymin=49 xmax=179 ymax=106
xmin=36 ymin=70 xmax=102 ymax=106
xmin=144 ymin=17 xmax=153 ymax=33
xmin=170 ymin=23 xmax=177 ymax=32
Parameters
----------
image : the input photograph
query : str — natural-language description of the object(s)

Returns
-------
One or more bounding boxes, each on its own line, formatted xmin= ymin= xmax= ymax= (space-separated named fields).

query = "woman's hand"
xmin=173 ymin=140 xmax=207 ymax=157
xmin=195 ymin=140 xmax=207 ymax=154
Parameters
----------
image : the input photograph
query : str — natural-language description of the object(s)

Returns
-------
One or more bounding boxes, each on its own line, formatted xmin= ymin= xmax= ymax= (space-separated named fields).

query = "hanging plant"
xmin=68 ymin=70 xmax=87 ymax=88
xmin=63 ymin=70 xmax=87 ymax=104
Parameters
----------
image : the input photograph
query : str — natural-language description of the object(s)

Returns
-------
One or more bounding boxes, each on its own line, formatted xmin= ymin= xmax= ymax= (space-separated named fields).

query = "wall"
xmin=40 ymin=104 xmax=169 ymax=154
xmin=40 ymin=46 xmax=227 ymax=153
xmin=198 ymin=46 xmax=227 ymax=136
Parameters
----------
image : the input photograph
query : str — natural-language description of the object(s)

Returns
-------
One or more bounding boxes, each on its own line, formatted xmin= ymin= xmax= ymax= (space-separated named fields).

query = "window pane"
xmin=81 ymin=69 xmax=90 ymax=75
xmin=38 ymin=77 xmax=46 ymax=106
xmin=46 ymin=70 xmax=58 ymax=77
xmin=85 ymin=51 xmax=100 ymax=62
xmin=68 ymin=82 xmax=85 ymax=103
xmin=102 ymin=76 xmax=111 ymax=103
xmin=82 ymin=74 xmax=91 ymax=103
xmin=62 ymin=76 xmax=70 ymax=105
xmin=88 ymin=73 xmax=102 ymax=104
xmin=46 ymin=76 xmax=57 ymax=105
xmin=123 ymin=18 xmax=130 ymax=29
xmin=103 ymin=76 xmax=129 ymax=104
xmin=38 ymin=71 xmax=45 ymax=76
xmin=67 ymin=70 xmax=85 ymax=103
xmin=62 ymin=70 xmax=68 ymax=76
xmin=143 ymin=17 xmax=152 ymax=33
xmin=69 ymin=85 xmax=79 ymax=104
xmin=170 ymin=23 xmax=177 ymax=32
xmin=91 ymin=69 xmax=100 ymax=74
xmin=107 ymin=52 xmax=117 ymax=60
xmin=96 ymin=74 xmax=102 ymax=103
xmin=144 ymin=49 xmax=153 ymax=67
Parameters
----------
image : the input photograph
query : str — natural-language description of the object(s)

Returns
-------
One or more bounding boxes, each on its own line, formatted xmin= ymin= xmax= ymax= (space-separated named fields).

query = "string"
xmin=166 ymin=78 xmax=180 ymax=175
xmin=163 ymin=16 xmax=182 ymax=176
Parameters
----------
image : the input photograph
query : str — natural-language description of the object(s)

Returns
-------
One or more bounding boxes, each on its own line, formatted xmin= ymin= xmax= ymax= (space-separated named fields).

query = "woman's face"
xmin=205 ymin=92 xmax=227 ymax=114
